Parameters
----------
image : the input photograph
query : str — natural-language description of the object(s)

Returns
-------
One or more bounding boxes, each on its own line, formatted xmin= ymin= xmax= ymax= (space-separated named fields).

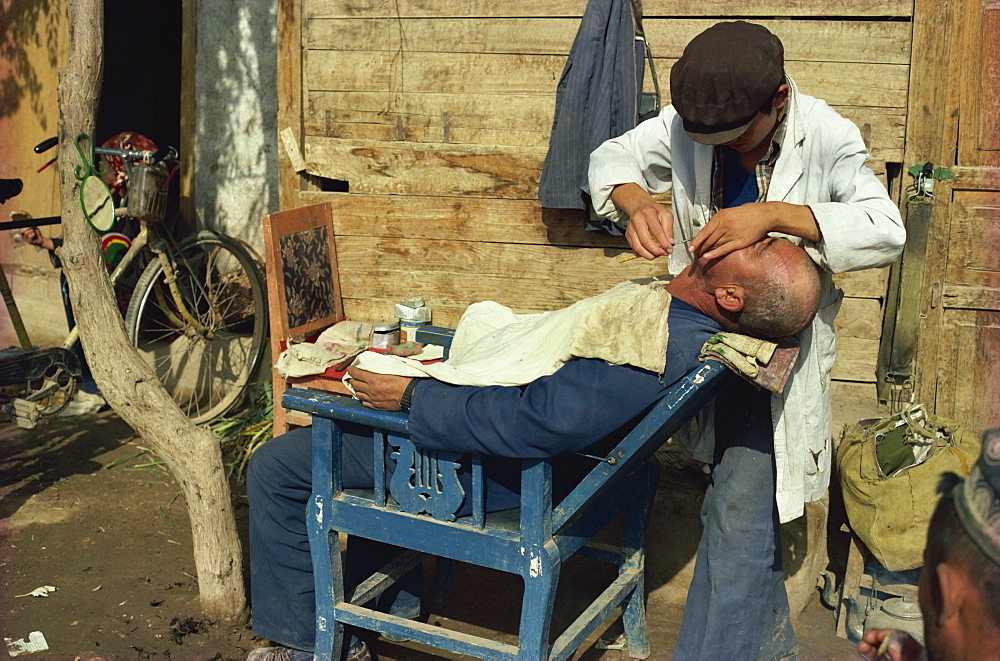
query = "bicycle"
xmin=1 ymin=135 xmax=268 ymax=426
xmin=1 ymin=186 xmax=82 ymax=425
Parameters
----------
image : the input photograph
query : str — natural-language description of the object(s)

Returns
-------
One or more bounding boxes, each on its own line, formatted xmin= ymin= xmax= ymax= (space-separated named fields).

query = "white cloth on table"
xmin=274 ymin=320 xmax=374 ymax=378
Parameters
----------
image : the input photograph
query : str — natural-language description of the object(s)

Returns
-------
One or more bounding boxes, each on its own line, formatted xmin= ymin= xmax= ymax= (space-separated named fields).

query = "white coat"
xmin=588 ymin=77 xmax=906 ymax=522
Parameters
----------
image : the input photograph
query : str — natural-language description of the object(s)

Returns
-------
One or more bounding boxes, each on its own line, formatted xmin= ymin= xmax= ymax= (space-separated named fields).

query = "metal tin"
xmin=371 ymin=321 xmax=400 ymax=349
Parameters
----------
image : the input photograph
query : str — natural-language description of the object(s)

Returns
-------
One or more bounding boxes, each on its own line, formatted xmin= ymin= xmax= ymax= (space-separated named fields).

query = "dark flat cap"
xmin=954 ymin=429 xmax=1000 ymax=565
xmin=670 ymin=21 xmax=785 ymax=144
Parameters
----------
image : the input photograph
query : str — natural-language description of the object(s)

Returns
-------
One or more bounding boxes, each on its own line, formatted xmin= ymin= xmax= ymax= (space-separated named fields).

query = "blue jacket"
xmin=406 ymin=300 xmax=722 ymax=513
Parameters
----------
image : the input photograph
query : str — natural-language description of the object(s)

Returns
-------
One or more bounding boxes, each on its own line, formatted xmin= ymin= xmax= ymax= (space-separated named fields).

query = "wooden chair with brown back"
xmin=262 ymin=202 xmax=348 ymax=434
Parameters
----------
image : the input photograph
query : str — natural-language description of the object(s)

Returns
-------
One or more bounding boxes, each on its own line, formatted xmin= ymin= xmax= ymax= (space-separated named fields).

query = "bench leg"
xmin=519 ymin=545 xmax=561 ymax=660
xmin=312 ymin=526 xmax=345 ymax=661
xmin=621 ymin=462 xmax=656 ymax=659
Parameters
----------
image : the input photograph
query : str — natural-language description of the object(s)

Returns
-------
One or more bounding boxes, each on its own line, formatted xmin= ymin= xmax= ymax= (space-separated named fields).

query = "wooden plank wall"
xmin=280 ymin=0 xmax=913 ymax=395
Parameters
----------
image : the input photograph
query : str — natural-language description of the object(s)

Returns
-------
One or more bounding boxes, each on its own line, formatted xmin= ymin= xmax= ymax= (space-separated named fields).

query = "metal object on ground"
xmin=864 ymin=596 xmax=924 ymax=645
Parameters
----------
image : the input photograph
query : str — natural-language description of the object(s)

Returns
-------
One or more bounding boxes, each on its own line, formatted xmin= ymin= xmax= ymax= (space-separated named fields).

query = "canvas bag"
xmin=837 ymin=403 xmax=980 ymax=571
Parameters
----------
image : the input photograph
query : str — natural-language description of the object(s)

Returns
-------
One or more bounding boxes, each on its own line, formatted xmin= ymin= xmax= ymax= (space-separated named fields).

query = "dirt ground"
xmin=1 ymin=408 xmax=861 ymax=660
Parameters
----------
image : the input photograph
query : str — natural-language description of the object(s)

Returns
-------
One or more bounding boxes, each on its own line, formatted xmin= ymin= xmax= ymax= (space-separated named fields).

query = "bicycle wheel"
xmin=125 ymin=231 xmax=268 ymax=424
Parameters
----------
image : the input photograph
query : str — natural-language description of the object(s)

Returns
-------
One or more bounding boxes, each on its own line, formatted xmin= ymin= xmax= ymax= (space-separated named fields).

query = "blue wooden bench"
xmin=282 ymin=326 xmax=733 ymax=660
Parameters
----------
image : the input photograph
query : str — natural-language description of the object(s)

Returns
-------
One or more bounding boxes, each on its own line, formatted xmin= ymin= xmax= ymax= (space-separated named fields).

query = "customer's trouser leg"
xmin=247 ymin=424 xmax=421 ymax=652
xmin=673 ymin=379 xmax=796 ymax=660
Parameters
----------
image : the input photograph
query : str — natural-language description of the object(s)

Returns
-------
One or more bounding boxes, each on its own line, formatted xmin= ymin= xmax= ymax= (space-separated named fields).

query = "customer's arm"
xmin=349 ymin=347 xmax=698 ymax=460
xmin=407 ymin=358 xmax=679 ymax=458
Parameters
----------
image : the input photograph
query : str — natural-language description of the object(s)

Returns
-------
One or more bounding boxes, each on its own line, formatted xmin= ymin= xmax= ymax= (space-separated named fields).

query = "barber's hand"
xmin=20 ymin=226 xmax=55 ymax=251
xmin=857 ymin=628 xmax=924 ymax=661
xmin=625 ymin=202 xmax=675 ymax=260
xmin=689 ymin=203 xmax=772 ymax=262
xmin=690 ymin=201 xmax=823 ymax=261
xmin=348 ymin=367 xmax=412 ymax=411
xmin=611 ymin=182 xmax=675 ymax=259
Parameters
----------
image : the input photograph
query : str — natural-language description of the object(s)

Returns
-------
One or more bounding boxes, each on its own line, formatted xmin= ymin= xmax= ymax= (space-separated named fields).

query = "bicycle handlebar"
xmin=34 ymin=137 xmax=58 ymax=154
xmin=150 ymin=146 xmax=175 ymax=164
xmin=95 ymin=146 xmax=153 ymax=161
xmin=33 ymin=136 xmax=178 ymax=165
xmin=0 ymin=215 xmax=61 ymax=231
xmin=1 ymin=178 xmax=23 ymax=204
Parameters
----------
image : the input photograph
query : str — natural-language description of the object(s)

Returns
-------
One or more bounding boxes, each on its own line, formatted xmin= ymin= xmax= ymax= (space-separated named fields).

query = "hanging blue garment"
xmin=538 ymin=0 xmax=644 ymax=233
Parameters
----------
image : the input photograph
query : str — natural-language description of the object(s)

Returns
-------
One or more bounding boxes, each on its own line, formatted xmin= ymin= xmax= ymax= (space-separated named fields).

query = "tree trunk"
xmin=57 ymin=0 xmax=247 ymax=623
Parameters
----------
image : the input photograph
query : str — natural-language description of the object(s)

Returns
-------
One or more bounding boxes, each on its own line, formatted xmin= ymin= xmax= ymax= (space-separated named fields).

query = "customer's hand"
xmin=857 ymin=628 xmax=925 ymax=661
xmin=348 ymin=367 xmax=412 ymax=411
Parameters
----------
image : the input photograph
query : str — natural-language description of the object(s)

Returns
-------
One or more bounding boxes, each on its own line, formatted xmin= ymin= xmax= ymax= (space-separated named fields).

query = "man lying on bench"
xmin=247 ymin=236 xmax=822 ymax=661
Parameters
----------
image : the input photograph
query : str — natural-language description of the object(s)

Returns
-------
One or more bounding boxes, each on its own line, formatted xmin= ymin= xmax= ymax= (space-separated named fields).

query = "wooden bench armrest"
xmin=282 ymin=388 xmax=410 ymax=434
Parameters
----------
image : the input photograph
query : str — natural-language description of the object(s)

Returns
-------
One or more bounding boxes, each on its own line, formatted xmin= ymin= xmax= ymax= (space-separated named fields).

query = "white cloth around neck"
xmin=347 ymin=280 xmax=672 ymax=388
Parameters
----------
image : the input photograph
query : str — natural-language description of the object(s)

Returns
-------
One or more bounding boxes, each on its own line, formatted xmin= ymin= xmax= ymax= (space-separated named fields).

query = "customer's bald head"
xmin=668 ymin=238 xmax=821 ymax=339
xmin=728 ymin=238 xmax=821 ymax=337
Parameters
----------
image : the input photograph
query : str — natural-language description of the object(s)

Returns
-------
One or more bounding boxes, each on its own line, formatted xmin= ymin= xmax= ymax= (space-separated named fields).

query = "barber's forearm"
xmin=807 ymin=199 xmax=906 ymax=273
xmin=691 ymin=201 xmax=821 ymax=261
xmin=610 ymin=182 xmax=655 ymax=218
xmin=768 ymin=202 xmax=822 ymax=243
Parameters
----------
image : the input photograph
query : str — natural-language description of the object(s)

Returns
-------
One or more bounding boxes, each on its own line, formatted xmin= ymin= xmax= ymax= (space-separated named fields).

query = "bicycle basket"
xmin=127 ymin=163 xmax=168 ymax=222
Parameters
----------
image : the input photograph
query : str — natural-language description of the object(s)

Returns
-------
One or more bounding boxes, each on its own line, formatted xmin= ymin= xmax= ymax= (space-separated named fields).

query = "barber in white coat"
xmin=588 ymin=21 xmax=905 ymax=659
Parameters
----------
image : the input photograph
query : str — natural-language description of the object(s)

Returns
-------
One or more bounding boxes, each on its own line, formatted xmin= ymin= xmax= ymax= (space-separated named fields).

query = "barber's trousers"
xmin=247 ymin=425 xmax=421 ymax=653
xmin=673 ymin=379 xmax=798 ymax=660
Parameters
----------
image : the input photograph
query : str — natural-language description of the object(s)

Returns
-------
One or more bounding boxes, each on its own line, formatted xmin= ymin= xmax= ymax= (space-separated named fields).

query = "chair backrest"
xmin=262 ymin=202 xmax=345 ymax=343
xmin=263 ymin=202 xmax=346 ymax=432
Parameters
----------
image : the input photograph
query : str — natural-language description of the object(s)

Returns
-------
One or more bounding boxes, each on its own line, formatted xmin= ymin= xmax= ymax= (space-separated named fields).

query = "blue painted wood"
xmin=347 ymin=549 xmax=423 ymax=606
xmin=312 ymin=416 xmax=337 ymax=494
xmin=388 ymin=437 xmax=465 ymax=521
xmin=414 ymin=325 xmax=455 ymax=354
xmin=575 ymin=542 xmax=625 ymax=565
xmin=427 ymin=557 xmax=454 ymax=610
xmin=309 ymin=493 xmax=344 ymax=661
xmin=282 ymin=389 xmax=410 ymax=433
xmin=518 ymin=536 xmax=561 ymax=659
xmin=337 ymin=603 xmax=518 ymax=658
xmin=551 ymin=570 xmax=641 ymax=660
xmin=550 ymin=466 xmax=653 ymax=562
xmin=470 ymin=455 xmax=485 ymax=528
xmin=324 ymin=502 xmax=525 ymax=572
xmin=619 ymin=462 xmax=657 ymax=659
xmin=551 ymin=361 xmax=731 ymax=531
xmin=373 ymin=430 xmax=386 ymax=507
xmin=292 ymin=358 xmax=735 ymax=660
xmin=520 ymin=459 xmax=552 ymax=544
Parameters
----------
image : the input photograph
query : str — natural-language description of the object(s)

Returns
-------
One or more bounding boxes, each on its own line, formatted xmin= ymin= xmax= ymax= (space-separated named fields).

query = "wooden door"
xmin=909 ymin=0 xmax=1000 ymax=433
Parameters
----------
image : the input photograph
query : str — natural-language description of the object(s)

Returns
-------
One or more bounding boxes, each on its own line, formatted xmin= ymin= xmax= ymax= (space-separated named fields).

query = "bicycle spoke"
xmin=126 ymin=233 xmax=267 ymax=424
